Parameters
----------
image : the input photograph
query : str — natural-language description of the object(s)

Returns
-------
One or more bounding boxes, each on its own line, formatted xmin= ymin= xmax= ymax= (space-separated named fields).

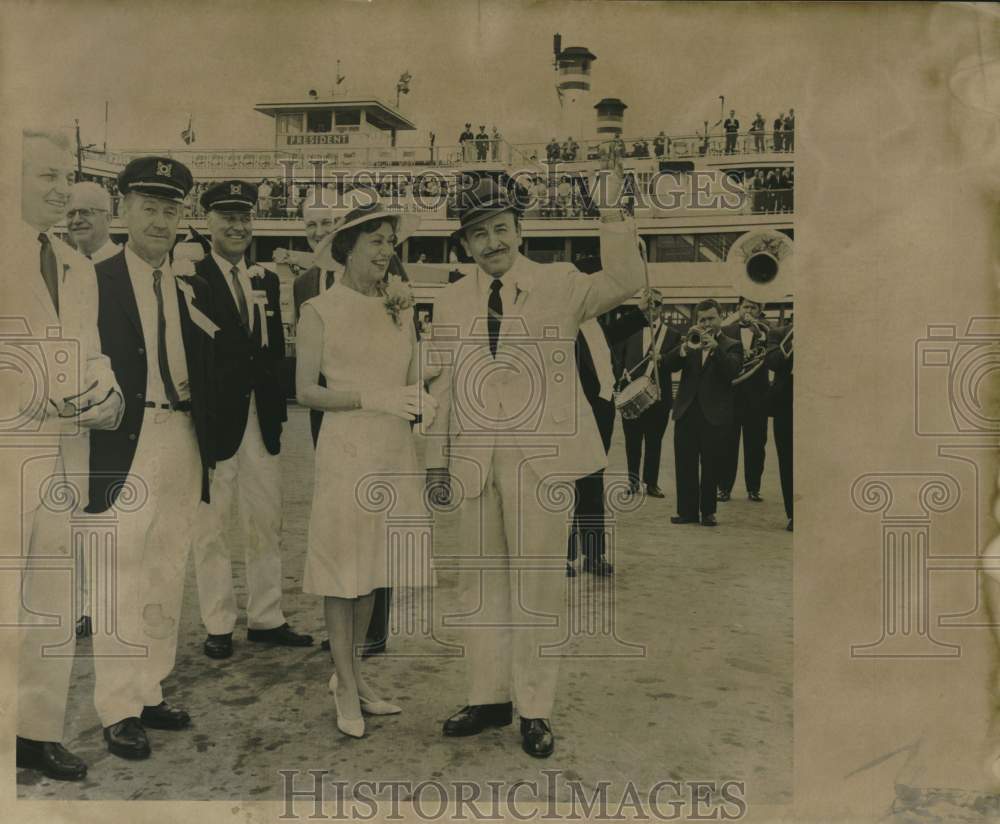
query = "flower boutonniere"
xmin=380 ymin=275 xmax=415 ymax=328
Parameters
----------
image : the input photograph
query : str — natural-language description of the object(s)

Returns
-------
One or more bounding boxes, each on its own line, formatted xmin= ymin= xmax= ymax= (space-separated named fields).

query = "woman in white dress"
xmin=295 ymin=196 xmax=436 ymax=738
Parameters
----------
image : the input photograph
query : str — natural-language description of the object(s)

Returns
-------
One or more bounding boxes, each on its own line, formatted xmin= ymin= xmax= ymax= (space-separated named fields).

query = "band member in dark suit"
xmin=719 ymin=298 xmax=771 ymax=503
xmin=766 ymin=323 xmax=793 ymax=531
xmin=565 ymin=266 xmax=649 ymax=578
xmin=664 ymin=299 xmax=742 ymax=526
xmin=87 ymin=157 xmax=215 ymax=760
xmin=191 ymin=180 xmax=312 ymax=660
xmin=616 ymin=290 xmax=682 ymax=498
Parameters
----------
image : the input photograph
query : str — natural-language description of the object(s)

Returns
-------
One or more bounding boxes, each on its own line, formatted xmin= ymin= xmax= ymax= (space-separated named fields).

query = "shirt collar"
xmin=125 ymin=242 xmax=172 ymax=279
xmin=481 ymin=253 xmax=536 ymax=296
xmin=213 ymin=251 xmax=247 ymax=278
xmin=23 ymin=219 xmax=50 ymax=247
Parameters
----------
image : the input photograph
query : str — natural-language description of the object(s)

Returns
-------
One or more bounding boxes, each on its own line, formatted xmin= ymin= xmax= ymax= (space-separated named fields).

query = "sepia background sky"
xmin=5 ymin=0 xmax=809 ymax=152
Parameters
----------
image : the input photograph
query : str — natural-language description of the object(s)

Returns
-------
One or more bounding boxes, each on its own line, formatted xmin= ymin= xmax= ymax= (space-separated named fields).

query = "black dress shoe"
xmin=204 ymin=633 xmax=233 ymax=659
xmin=140 ymin=701 xmax=191 ymax=730
xmin=103 ymin=718 xmax=150 ymax=760
xmin=670 ymin=515 xmax=699 ymax=524
xmin=75 ymin=615 xmax=93 ymax=639
xmin=748 ymin=491 xmax=763 ymax=502
xmin=583 ymin=558 xmax=614 ymax=576
xmin=16 ymin=737 xmax=87 ymax=781
xmin=520 ymin=718 xmax=555 ymax=758
xmin=627 ymin=481 xmax=640 ymax=495
xmin=442 ymin=703 xmax=513 ymax=737
xmin=645 ymin=485 xmax=665 ymax=498
xmin=717 ymin=489 xmax=731 ymax=502
xmin=701 ymin=515 xmax=718 ymax=527
xmin=247 ymin=623 xmax=314 ymax=647
xmin=786 ymin=519 xmax=793 ymax=532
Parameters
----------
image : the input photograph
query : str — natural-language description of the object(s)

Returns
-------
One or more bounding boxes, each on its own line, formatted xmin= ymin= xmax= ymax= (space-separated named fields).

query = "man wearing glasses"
xmin=12 ymin=129 xmax=123 ymax=782
xmin=67 ymin=181 xmax=120 ymax=263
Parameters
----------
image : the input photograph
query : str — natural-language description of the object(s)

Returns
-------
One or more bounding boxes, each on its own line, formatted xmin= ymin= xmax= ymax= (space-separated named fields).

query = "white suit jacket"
xmin=0 ymin=226 xmax=118 ymax=515
xmin=424 ymin=217 xmax=644 ymax=498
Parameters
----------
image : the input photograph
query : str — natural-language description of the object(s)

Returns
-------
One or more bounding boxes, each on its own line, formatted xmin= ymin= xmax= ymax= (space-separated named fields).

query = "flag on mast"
xmin=181 ymin=115 xmax=195 ymax=145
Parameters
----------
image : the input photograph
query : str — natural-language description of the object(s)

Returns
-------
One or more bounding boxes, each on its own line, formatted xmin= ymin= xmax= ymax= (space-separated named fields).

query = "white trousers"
xmin=456 ymin=446 xmax=570 ymax=719
xmin=16 ymin=454 xmax=78 ymax=742
xmin=91 ymin=410 xmax=201 ymax=727
xmin=192 ymin=398 xmax=285 ymax=635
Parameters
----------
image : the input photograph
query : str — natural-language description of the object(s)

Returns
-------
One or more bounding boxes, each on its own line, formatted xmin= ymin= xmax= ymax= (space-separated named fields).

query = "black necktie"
xmin=324 ymin=270 xmax=335 ymax=290
xmin=152 ymin=269 xmax=181 ymax=407
xmin=38 ymin=233 xmax=59 ymax=315
xmin=230 ymin=265 xmax=250 ymax=332
xmin=488 ymin=279 xmax=503 ymax=358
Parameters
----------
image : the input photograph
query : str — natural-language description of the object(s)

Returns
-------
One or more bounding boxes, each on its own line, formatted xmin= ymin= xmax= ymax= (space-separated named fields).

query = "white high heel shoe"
xmin=329 ymin=672 xmax=402 ymax=716
xmin=328 ymin=673 xmax=365 ymax=738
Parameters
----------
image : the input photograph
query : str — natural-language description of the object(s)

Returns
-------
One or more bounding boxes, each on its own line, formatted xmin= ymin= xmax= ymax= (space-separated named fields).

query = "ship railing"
xmin=100 ymin=186 xmax=793 ymax=221
xmin=86 ymin=142 xmax=520 ymax=172
xmin=510 ymin=131 xmax=795 ymax=164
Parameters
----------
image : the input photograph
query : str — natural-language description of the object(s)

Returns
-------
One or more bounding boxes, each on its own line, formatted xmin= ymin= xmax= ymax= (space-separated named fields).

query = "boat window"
xmin=277 ymin=113 xmax=303 ymax=135
xmin=306 ymin=111 xmax=333 ymax=133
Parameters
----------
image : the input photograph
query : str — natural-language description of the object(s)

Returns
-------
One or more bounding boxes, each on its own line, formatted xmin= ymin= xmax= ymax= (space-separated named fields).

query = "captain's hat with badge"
xmin=117 ymin=156 xmax=193 ymax=203
xmin=200 ymin=179 xmax=258 ymax=213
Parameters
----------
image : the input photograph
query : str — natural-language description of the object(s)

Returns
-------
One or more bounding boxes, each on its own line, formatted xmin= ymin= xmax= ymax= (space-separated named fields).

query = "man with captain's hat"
xmin=191 ymin=179 xmax=313 ymax=661
xmin=87 ymin=155 xmax=217 ymax=760
xmin=424 ymin=153 xmax=645 ymax=758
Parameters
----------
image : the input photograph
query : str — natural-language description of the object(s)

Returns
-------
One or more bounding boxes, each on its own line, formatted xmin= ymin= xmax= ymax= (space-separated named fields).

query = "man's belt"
xmin=144 ymin=400 xmax=192 ymax=412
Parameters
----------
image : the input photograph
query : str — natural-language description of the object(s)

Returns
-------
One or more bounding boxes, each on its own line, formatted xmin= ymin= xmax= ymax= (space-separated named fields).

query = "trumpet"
xmin=685 ymin=325 xmax=717 ymax=350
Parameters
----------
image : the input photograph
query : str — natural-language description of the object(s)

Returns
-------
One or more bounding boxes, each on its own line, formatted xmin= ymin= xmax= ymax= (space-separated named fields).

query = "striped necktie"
xmin=230 ymin=265 xmax=250 ymax=332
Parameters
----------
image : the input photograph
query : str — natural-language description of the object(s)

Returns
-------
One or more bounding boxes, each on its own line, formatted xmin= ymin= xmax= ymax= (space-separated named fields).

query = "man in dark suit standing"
xmin=664 ymin=299 xmax=742 ymax=526
xmin=723 ymin=110 xmax=740 ymax=155
xmin=616 ymin=291 xmax=682 ymax=498
xmin=718 ymin=297 xmax=770 ymax=503
xmin=567 ymin=318 xmax=617 ymax=577
xmin=191 ymin=180 xmax=312 ymax=660
xmin=292 ymin=205 xmax=342 ymax=446
xmin=87 ymin=157 xmax=215 ymax=760
xmin=766 ymin=323 xmax=793 ymax=531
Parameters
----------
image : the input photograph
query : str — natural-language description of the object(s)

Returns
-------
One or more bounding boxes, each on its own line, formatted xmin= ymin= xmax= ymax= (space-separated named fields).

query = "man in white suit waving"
xmin=425 ymin=152 xmax=641 ymax=757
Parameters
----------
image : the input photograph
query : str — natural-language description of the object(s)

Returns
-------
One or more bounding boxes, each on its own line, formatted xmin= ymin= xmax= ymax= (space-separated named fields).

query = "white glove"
xmin=361 ymin=384 xmax=437 ymax=422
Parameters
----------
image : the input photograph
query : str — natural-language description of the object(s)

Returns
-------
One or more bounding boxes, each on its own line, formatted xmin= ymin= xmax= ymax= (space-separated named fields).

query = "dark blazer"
xmin=664 ymin=331 xmax=743 ymax=427
xmin=88 ymin=249 xmax=215 ymax=512
xmin=764 ymin=324 xmax=793 ymax=416
xmin=292 ymin=265 xmax=333 ymax=447
xmin=723 ymin=321 xmax=771 ymax=413
xmin=614 ymin=309 xmax=682 ymax=413
xmin=197 ymin=254 xmax=286 ymax=461
xmin=293 ymin=266 xmax=328 ymax=322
